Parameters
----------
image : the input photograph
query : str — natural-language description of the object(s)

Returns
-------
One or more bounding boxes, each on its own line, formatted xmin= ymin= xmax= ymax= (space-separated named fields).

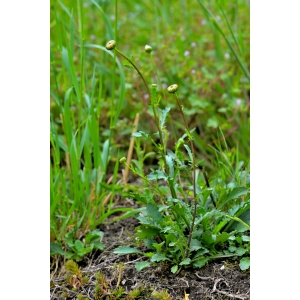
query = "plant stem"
xmin=150 ymin=53 xmax=178 ymax=143
xmin=123 ymin=162 xmax=165 ymax=202
xmin=174 ymin=92 xmax=197 ymax=258
xmin=114 ymin=47 xmax=177 ymax=199
xmin=114 ymin=48 xmax=150 ymax=95
xmin=150 ymin=54 xmax=166 ymax=101
xmin=199 ymin=166 xmax=216 ymax=207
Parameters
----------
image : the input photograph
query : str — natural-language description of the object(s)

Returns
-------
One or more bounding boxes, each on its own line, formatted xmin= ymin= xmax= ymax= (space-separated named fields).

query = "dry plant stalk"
xmin=123 ymin=113 xmax=140 ymax=184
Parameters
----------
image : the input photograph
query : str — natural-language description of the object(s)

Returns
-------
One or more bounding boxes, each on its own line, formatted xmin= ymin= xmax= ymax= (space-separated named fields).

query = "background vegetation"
xmin=50 ymin=0 xmax=249 ymax=268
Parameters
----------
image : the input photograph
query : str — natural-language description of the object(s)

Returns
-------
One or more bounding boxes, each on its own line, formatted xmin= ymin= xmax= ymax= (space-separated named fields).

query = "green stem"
xmin=174 ymin=92 xmax=197 ymax=258
xmin=199 ymin=166 xmax=216 ymax=207
xmin=123 ymin=162 xmax=165 ymax=202
xmin=150 ymin=54 xmax=166 ymax=101
xmin=225 ymin=214 xmax=250 ymax=230
xmin=150 ymin=53 xmax=178 ymax=143
xmin=114 ymin=47 xmax=177 ymax=199
xmin=114 ymin=48 xmax=150 ymax=95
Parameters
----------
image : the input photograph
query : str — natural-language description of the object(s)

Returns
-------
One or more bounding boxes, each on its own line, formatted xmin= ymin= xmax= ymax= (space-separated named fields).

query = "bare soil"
xmin=51 ymin=216 xmax=250 ymax=300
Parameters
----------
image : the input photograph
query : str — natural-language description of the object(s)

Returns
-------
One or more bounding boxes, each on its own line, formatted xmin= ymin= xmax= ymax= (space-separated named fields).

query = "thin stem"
xmin=114 ymin=48 xmax=150 ymax=95
xmin=114 ymin=47 xmax=177 ymax=199
xmin=114 ymin=48 xmax=163 ymax=150
xmin=123 ymin=162 xmax=165 ymax=202
xmin=150 ymin=54 xmax=166 ymax=101
xmin=199 ymin=166 xmax=216 ymax=207
xmin=150 ymin=53 xmax=178 ymax=142
xmin=174 ymin=92 xmax=197 ymax=258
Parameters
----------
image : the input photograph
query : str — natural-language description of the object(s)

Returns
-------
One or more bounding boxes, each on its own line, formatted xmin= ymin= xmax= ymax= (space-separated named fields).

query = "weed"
xmin=51 ymin=0 xmax=250 ymax=275
xmin=65 ymin=260 xmax=89 ymax=289
xmin=152 ymin=289 xmax=172 ymax=300
xmin=127 ymin=289 xmax=141 ymax=300
xmin=108 ymin=40 xmax=250 ymax=271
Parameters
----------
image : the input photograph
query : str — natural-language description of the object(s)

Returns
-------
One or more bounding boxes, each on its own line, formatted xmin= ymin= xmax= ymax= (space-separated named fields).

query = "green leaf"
xmin=171 ymin=265 xmax=178 ymax=274
xmin=207 ymin=117 xmax=218 ymax=128
xmin=74 ymin=240 xmax=93 ymax=256
xmin=85 ymin=230 xmax=104 ymax=244
xmin=113 ymin=246 xmax=142 ymax=255
xmin=136 ymin=227 xmax=160 ymax=240
xmin=135 ymin=261 xmax=151 ymax=271
xmin=194 ymin=248 xmax=209 ymax=257
xmin=213 ymin=219 xmax=229 ymax=234
xmin=229 ymin=246 xmax=237 ymax=252
xmin=151 ymin=253 xmax=170 ymax=262
xmin=190 ymin=239 xmax=202 ymax=252
xmin=183 ymin=144 xmax=193 ymax=163
xmin=74 ymin=240 xmax=84 ymax=252
xmin=110 ymin=207 xmax=145 ymax=222
xmin=235 ymin=247 xmax=247 ymax=256
xmin=147 ymin=170 xmax=168 ymax=181
xmin=215 ymin=232 xmax=230 ymax=244
xmin=180 ymin=258 xmax=191 ymax=266
xmin=225 ymin=187 xmax=249 ymax=203
xmin=65 ymin=251 xmax=75 ymax=259
xmin=144 ymin=252 xmax=155 ymax=258
xmin=165 ymin=155 xmax=174 ymax=178
xmin=227 ymin=205 xmax=240 ymax=216
xmin=93 ymin=241 xmax=104 ymax=250
xmin=159 ymin=107 xmax=171 ymax=129
xmin=124 ymin=63 xmax=136 ymax=70
xmin=131 ymin=132 xmax=157 ymax=147
xmin=242 ymin=235 xmax=250 ymax=242
xmin=146 ymin=202 xmax=162 ymax=223
xmin=239 ymin=257 xmax=250 ymax=270
xmin=202 ymin=231 xmax=216 ymax=246
xmin=50 ymin=242 xmax=65 ymax=256
xmin=193 ymin=257 xmax=209 ymax=268
xmin=153 ymin=242 xmax=165 ymax=253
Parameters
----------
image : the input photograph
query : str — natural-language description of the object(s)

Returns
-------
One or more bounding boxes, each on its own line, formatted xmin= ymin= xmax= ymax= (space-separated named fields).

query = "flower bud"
xmin=152 ymin=84 xmax=157 ymax=88
xmin=167 ymin=84 xmax=178 ymax=94
xmin=106 ymin=40 xmax=116 ymax=50
xmin=145 ymin=45 xmax=152 ymax=53
xmin=119 ymin=157 xmax=126 ymax=164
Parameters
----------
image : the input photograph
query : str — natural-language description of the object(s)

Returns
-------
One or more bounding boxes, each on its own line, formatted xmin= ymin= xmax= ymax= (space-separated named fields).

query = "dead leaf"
xmin=183 ymin=290 xmax=190 ymax=300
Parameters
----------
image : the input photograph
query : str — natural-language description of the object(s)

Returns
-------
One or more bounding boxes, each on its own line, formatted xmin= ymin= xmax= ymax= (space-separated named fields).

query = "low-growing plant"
xmin=65 ymin=260 xmax=89 ymax=290
xmin=51 ymin=229 xmax=104 ymax=261
xmin=106 ymin=40 xmax=250 ymax=272
xmin=126 ymin=289 xmax=141 ymax=300
xmin=152 ymin=289 xmax=172 ymax=300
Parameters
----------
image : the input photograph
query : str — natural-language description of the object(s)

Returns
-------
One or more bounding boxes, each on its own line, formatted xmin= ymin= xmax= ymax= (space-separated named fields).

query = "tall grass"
xmin=50 ymin=0 xmax=130 ymax=244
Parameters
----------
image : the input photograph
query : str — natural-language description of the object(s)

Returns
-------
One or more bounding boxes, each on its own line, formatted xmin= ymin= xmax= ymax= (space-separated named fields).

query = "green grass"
xmin=50 ymin=0 xmax=249 ymax=258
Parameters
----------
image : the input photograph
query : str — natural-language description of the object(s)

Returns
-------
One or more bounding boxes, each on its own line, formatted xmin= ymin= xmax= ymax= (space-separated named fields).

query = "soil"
xmin=50 ymin=216 xmax=250 ymax=300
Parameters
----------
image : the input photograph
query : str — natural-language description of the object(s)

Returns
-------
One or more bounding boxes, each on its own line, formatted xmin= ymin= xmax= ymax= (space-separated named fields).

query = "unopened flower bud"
xmin=106 ymin=40 xmax=116 ymax=50
xmin=152 ymin=84 xmax=157 ymax=88
xmin=145 ymin=45 xmax=152 ymax=53
xmin=167 ymin=84 xmax=178 ymax=94
xmin=119 ymin=157 xmax=126 ymax=164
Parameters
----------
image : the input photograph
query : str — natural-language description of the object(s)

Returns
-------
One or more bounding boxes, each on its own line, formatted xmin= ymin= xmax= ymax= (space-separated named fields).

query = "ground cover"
xmin=51 ymin=217 xmax=250 ymax=300
xmin=50 ymin=1 xmax=250 ymax=298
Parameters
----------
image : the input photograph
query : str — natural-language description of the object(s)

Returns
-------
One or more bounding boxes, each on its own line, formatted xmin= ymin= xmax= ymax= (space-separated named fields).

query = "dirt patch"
xmin=51 ymin=217 xmax=250 ymax=300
